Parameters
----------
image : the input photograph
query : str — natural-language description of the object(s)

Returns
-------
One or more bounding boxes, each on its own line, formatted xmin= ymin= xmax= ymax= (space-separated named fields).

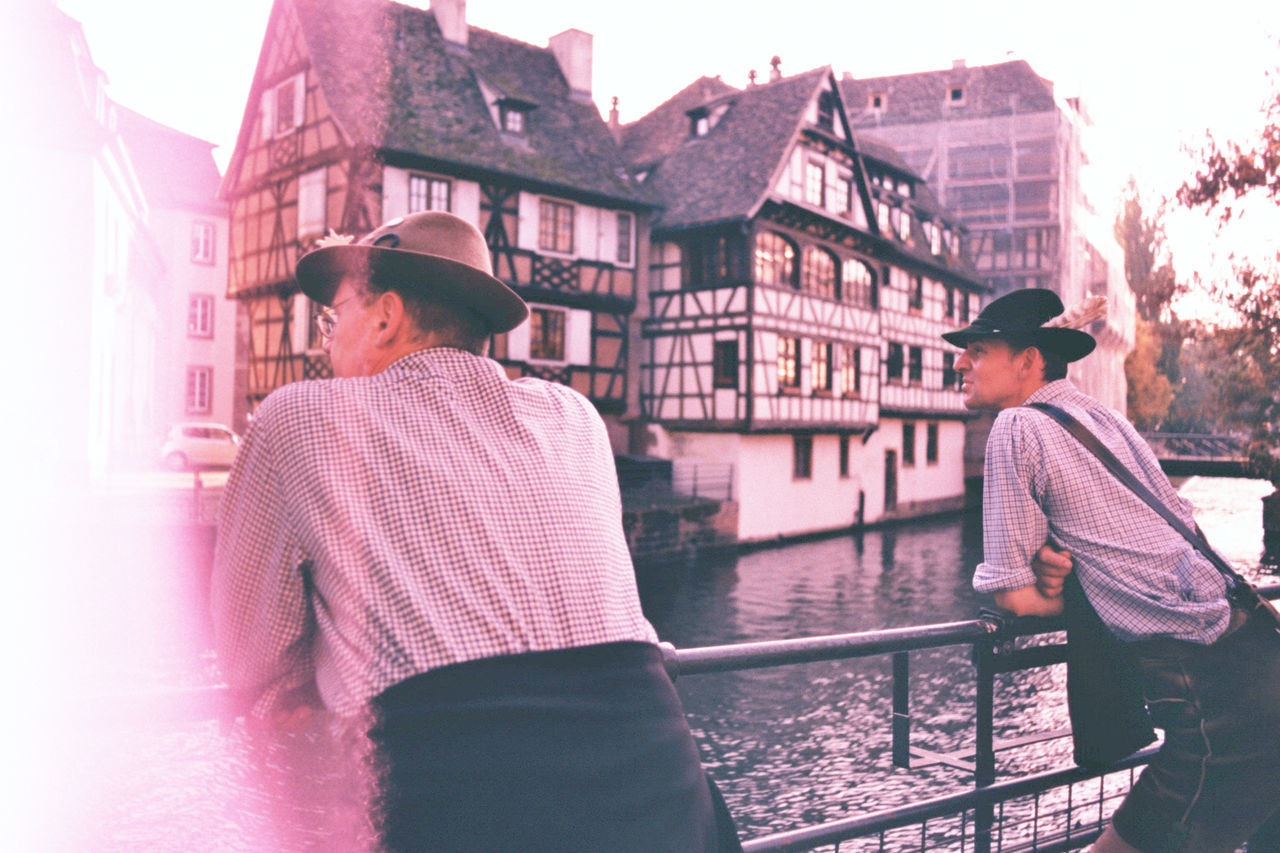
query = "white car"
xmin=160 ymin=423 xmax=241 ymax=470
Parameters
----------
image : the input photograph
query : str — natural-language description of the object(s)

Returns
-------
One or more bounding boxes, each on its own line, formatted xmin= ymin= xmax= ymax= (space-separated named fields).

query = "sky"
xmin=56 ymin=0 xmax=1280 ymax=300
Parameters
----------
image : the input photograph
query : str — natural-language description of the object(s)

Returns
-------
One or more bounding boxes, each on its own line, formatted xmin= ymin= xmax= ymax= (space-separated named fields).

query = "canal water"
xmin=54 ymin=476 xmax=1279 ymax=850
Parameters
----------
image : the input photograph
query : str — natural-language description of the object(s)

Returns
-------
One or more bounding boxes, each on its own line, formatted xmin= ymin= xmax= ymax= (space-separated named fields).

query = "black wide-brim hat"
xmin=941 ymin=288 xmax=1096 ymax=362
xmin=295 ymin=211 xmax=529 ymax=334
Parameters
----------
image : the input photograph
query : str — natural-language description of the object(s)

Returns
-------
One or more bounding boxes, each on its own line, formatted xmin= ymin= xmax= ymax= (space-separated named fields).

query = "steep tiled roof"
xmin=618 ymin=76 xmax=739 ymax=170
xmin=116 ymin=107 xmax=223 ymax=214
xmin=621 ymin=66 xmax=831 ymax=230
xmin=840 ymin=60 xmax=1056 ymax=128
xmin=291 ymin=0 xmax=645 ymax=205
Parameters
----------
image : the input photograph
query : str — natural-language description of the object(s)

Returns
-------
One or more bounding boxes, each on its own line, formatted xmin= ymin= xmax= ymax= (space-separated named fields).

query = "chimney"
xmin=607 ymin=96 xmax=621 ymax=142
xmin=549 ymin=29 xmax=593 ymax=103
xmin=952 ymin=59 xmax=966 ymax=70
xmin=769 ymin=56 xmax=782 ymax=82
xmin=434 ymin=0 xmax=468 ymax=50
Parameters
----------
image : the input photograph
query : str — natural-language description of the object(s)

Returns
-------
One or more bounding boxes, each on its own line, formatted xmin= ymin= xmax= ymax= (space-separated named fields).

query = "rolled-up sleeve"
xmin=973 ymin=411 xmax=1050 ymax=594
xmin=211 ymin=411 xmax=313 ymax=717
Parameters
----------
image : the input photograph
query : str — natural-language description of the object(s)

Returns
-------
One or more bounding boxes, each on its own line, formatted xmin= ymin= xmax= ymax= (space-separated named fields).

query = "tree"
xmin=1125 ymin=315 xmax=1174 ymax=431
xmin=1116 ymin=179 xmax=1185 ymax=420
xmin=1178 ymin=70 xmax=1280 ymax=370
xmin=1178 ymin=67 xmax=1280 ymax=483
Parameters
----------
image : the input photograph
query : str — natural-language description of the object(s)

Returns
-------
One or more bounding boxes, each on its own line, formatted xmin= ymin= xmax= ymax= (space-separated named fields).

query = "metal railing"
xmin=120 ymin=583 xmax=1280 ymax=852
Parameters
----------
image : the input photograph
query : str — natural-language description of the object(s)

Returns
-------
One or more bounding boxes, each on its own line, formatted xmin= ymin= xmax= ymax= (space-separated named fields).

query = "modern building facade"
xmin=622 ymin=64 xmax=984 ymax=541
xmin=841 ymin=60 xmax=1135 ymax=414
xmin=219 ymin=0 xmax=652 ymax=450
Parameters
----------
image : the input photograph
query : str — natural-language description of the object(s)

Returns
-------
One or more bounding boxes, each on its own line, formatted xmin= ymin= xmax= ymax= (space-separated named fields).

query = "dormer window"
xmin=688 ymin=108 xmax=710 ymax=137
xmin=497 ymin=99 xmax=534 ymax=135
xmin=948 ymin=86 xmax=964 ymax=105
xmin=871 ymin=92 xmax=886 ymax=111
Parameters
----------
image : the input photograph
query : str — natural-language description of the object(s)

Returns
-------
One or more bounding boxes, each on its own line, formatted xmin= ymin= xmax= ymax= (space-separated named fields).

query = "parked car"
xmin=160 ymin=423 xmax=241 ymax=470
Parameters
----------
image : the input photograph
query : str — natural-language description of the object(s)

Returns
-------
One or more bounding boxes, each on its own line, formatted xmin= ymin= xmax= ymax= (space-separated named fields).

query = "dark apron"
xmin=369 ymin=641 xmax=740 ymax=852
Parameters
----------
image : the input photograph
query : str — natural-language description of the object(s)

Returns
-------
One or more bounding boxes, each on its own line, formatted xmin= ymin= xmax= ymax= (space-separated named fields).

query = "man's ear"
xmin=374 ymin=290 xmax=406 ymax=345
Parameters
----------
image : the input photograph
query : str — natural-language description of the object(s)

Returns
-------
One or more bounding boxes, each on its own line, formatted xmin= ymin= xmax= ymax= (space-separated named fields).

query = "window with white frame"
xmin=409 ymin=174 xmax=451 ymax=213
xmin=298 ymin=168 xmax=326 ymax=239
xmin=191 ymin=221 xmax=215 ymax=265
xmin=529 ymin=307 xmax=566 ymax=361
xmin=185 ymin=366 xmax=213 ymax=414
xmin=187 ymin=295 xmax=214 ymax=338
xmin=616 ymin=212 xmax=633 ymax=264
xmin=538 ymin=199 xmax=574 ymax=254
xmin=804 ymin=160 xmax=825 ymax=207
xmin=264 ymin=73 xmax=305 ymax=138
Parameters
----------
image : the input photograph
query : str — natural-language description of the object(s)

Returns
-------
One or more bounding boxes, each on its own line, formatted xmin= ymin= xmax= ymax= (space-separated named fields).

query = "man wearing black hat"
xmin=212 ymin=211 xmax=735 ymax=851
xmin=945 ymin=288 xmax=1280 ymax=852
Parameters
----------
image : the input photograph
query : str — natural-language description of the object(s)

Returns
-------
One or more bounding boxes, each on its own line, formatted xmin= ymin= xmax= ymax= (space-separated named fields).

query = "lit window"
xmin=185 ymin=366 xmax=213 ymax=414
xmin=409 ymin=175 xmax=451 ymax=212
xmin=538 ymin=200 xmax=574 ymax=254
xmin=828 ymin=172 xmax=852 ymax=215
xmin=793 ymin=435 xmax=813 ymax=479
xmin=903 ymin=422 xmax=916 ymax=467
xmin=755 ymin=232 xmax=796 ymax=287
xmin=529 ymin=307 xmax=566 ymax=361
xmin=616 ymin=212 xmax=633 ymax=264
xmin=298 ymin=168 xmax=326 ymax=239
xmin=801 ymin=247 xmax=837 ymax=299
xmin=811 ymin=341 xmax=833 ymax=392
xmin=842 ymin=259 xmax=874 ymax=308
xmin=713 ymin=340 xmax=738 ymax=389
xmin=777 ymin=336 xmax=800 ymax=389
xmin=191 ymin=221 xmax=215 ymax=265
xmin=187 ymin=295 xmax=214 ymax=338
xmin=841 ymin=345 xmax=861 ymax=397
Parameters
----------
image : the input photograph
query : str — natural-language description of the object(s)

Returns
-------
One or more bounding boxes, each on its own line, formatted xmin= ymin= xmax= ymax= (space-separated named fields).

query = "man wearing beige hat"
xmin=212 ymin=211 xmax=735 ymax=851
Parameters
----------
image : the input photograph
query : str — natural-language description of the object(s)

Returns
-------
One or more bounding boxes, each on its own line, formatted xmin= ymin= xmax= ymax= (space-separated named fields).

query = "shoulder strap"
xmin=1025 ymin=402 xmax=1246 ymax=587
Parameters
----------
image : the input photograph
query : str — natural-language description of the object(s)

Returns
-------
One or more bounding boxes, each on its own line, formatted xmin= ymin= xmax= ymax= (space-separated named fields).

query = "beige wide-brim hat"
xmin=295 ymin=211 xmax=529 ymax=334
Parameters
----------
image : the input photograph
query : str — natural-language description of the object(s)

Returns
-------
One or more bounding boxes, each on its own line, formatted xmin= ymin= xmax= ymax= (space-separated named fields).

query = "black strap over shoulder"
xmin=1026 ymin=402 xmax=1280 ymax=632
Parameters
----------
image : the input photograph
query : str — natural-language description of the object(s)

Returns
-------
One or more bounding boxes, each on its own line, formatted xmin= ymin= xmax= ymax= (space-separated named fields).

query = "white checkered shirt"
xmin=974 ymin=380 xmax=1231 ymax=644
xmin=212 ymin=348 xmax=658 ymax=718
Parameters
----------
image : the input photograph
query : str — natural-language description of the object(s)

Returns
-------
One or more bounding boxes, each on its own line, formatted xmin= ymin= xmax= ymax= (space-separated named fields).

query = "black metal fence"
xmin=119 ymin=583 xmax=1280 ymax=852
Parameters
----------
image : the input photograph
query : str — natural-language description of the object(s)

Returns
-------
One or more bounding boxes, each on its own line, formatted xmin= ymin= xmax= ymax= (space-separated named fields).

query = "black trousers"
xmin=368 ymin=642 xmax=736 ymax=852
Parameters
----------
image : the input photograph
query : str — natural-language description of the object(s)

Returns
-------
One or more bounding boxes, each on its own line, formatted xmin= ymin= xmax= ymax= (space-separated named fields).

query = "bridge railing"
xmin=107 ymin=583 xmax=1280 ymax=852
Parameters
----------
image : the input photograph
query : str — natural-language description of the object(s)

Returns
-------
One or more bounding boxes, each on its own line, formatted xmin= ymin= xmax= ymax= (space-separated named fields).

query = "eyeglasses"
xmin=314 ymin=293 xmax=362 ymax=340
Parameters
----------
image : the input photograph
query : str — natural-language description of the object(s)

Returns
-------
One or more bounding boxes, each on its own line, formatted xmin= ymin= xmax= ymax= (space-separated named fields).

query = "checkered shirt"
xmin=212 ymin=348 xmax=658 ymax=718
xmin=974 ymin=380 xmax=1231 ymax=644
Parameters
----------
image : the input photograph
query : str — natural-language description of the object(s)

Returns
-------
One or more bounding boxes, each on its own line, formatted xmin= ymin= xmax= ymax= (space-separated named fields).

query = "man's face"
xmin=321 ymin=276 xmax=380 ymax=378
xmin=954 ymin=338 xmax=1032 ymax=411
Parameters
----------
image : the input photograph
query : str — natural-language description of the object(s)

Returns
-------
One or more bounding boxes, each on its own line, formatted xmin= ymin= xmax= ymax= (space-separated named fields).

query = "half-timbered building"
xmin=219 ymin=0 xmax=651 ymax=447
xmin=622 ymin=65 xmax=983 ymax=541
